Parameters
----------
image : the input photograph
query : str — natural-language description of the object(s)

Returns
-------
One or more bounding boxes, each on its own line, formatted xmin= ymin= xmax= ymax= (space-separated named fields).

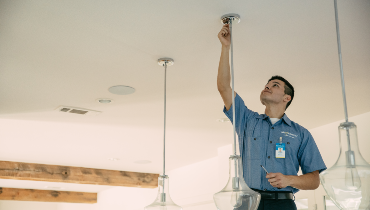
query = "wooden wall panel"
xmin=0 ymin=161 xmax=159 ymax=188
xmin=0 ymin=187 xmax=97 ymax=203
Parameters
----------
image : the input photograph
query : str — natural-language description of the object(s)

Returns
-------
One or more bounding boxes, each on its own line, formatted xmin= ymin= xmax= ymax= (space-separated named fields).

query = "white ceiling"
xmin=0 ymin=0 xmax=369 ymax=192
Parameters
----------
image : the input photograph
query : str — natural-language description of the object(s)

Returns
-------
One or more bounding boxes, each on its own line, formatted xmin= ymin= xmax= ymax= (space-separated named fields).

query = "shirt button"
xmin=268 ymin=156 xmax=270 ymax=159
xmin=287 ymin=142 xmax=290 ymax=144
xmin=271 ymin=127 xmax=274 ymax=129
xmin=254 ymin=138 xmax=256 ymax=140
xmin=270 ymin=141 xmax=272 ymax=144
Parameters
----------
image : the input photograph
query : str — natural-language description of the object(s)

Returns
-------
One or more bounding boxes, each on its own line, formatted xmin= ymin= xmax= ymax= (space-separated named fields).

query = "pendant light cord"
xmin=163 ymin=62 xmax=167 ymax=176
xmin=334 ymin=0 xmax=349 ymax=123
xmin=334 ymin=0 xmax=352 ymax=152
xmin=230 ymin=20 xmax=237 ymax=156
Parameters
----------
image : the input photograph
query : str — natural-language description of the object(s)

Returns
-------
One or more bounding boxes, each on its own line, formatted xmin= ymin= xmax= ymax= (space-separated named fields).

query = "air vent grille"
xmin=60 ymin=108 xmax=71 ymax=112
xmin=69 ymin=109 xmax=88 ymax=115
xmin=56 ymin=106 xmax=101 ymax=116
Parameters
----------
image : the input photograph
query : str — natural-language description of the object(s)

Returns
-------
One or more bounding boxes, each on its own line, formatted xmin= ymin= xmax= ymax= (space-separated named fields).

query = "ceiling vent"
xmin=56 ymin=106 xmax=101 ymax=116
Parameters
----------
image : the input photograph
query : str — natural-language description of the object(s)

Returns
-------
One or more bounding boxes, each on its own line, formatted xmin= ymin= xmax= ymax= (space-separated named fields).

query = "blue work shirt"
xmin=224 ymin=94 xmax=326 ymax=194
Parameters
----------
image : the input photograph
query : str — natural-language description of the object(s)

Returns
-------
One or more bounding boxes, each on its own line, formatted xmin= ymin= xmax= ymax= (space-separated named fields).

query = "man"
xmin=217 ymin=24 xmax=326 ymax=210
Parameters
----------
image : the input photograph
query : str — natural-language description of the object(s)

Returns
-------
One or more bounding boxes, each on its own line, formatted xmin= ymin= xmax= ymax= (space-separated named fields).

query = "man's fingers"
xmin=266 ymin=173 xmax=277 ymax=178
xmin=271 ymin=182 xmax=278 ymax=187
xmin=270 ymin=181 xmax=281 ymax=188
xmin=218 ymin=28 xmax=229 ymax=37
xmin=268 ymin=178 xmax=276 ymax=183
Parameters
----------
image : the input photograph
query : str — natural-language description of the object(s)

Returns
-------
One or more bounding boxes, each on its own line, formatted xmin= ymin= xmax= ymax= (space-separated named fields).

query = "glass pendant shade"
xmin=320 ymin=122 xmax=370 ymax=210
xmin=145 ymin=175 xmax=182 ymax=210
xmin=214 ymin=155 xmax=261 ymax=210
xmin=145 ymin=59 xmax=181 ymax=210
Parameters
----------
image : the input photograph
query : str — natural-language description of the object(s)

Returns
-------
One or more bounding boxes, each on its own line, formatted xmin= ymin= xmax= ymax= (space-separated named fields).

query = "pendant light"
xmin=145 ymin=58 xmax=182 ymax=210
xmin=213 ymin=14 xmax=261 ymax=210
xmin=319 ymin=1 xmax=370 ymax=209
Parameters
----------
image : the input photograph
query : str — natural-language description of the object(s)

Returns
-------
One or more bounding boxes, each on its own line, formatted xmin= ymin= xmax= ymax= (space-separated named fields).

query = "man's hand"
xmin=266 ymin=171 xmax=320 ymax=190
xmin=266 ymin=173 xmax=292 ymax=189
xmin=218 ymin=24 xmax=231 ymax=47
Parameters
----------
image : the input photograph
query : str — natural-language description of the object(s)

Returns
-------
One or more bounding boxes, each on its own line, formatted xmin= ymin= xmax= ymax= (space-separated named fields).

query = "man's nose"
xmin=265 ymin=86 xmax=270 ymax=90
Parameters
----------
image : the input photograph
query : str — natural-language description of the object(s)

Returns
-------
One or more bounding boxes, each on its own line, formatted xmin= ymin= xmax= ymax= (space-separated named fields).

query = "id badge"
xmin=276 ymin=143 xmax=286 ymax=158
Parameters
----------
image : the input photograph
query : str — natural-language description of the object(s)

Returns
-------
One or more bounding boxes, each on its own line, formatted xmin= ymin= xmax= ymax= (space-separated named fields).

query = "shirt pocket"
xmin=284 ymin=137 xmax=300 ymax=159
xmin=243 ymin=135 xmax=261 ymax=160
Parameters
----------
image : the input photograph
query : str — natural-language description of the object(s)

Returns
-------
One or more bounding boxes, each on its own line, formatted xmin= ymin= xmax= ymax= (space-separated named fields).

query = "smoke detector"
xmin=56 ymin=106 xmax=101 ymax=116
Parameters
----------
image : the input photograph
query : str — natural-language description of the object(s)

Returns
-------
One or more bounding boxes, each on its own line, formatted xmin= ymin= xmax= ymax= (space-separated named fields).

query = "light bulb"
xmin=213 ymin=155 xmax=260 ymax=210
xmin=345 ymin=167 xmax=361 ymax=190
xmin=230 ymin=191 xmax=243 ymax=208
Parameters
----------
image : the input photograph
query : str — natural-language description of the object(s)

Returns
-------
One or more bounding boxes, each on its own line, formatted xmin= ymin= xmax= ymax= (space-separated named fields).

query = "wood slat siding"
xmin=0 ymin=187 xmax=97 ymax=203
xmin=0 ymin=161 xmax=159 ymax=188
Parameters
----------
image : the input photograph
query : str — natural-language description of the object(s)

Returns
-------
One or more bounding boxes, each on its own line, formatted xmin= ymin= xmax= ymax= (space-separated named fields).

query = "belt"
xmin=251 ymin=188 xmax=294 ymax=200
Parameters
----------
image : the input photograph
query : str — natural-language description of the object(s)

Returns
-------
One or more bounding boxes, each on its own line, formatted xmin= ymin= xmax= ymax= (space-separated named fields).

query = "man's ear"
xmin=284 ymin=95 xmax=291 ymax=102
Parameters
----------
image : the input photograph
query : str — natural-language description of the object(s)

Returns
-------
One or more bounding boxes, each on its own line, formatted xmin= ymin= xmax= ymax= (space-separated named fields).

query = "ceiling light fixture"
xmin=217 ymin=118 xmax=231 ymax=123
xmin=97 ymin=98 xmax=113 ymax=104
xmin=144 ymin=58 xmax=182 ymax=210
xmin=108 ymin=85 xmax=135 ymax=95
xmin=213 ymin=14 xmax=261 ymax=210
xmin=319 ymin=1 xmax=370 ymax=209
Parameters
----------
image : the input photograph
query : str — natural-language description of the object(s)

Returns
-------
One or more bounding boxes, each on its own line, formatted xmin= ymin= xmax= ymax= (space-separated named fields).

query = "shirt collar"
xmin=257 ymin=114 xmax=269 ymax=120
xmin=257 ymin=113 xmax=292 ymax=127
xmin=282 ymin=114 xmax=292 ymax=127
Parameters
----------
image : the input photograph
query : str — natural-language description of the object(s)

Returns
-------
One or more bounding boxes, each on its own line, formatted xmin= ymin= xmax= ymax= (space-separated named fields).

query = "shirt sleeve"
xmin=298 ymin=129 xmax=327 ymax=174
xmin=223 ymin=93 xmax=254 ymax=141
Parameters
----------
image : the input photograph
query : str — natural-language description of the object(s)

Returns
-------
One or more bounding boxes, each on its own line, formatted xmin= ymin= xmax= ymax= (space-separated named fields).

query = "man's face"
xmin=260 ymin=79 xmax=290 ymax=106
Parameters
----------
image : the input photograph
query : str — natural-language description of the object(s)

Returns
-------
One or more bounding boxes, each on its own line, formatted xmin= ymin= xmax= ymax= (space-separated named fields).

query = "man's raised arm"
xmin=217 ymin=24 xmax=234 ymax=111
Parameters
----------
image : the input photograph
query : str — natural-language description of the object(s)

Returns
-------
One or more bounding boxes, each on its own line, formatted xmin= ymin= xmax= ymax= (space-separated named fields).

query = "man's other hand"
xmin=266 ymin=173 xmax=292 ymax=189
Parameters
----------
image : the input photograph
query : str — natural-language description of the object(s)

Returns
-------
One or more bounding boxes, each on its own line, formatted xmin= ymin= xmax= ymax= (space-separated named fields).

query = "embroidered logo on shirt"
xmin=281 ymin=131 xmax=298 ymax=138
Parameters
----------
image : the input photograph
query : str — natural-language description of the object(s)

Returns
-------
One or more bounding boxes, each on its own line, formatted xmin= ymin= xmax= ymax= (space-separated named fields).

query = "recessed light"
xmin=108 ymin=158 xmax=120 ymax=161
xmin=97 ymin=98 xmax=113 ymax=104
xmin=217 ymin=118 xmax=230 ymax=123
xmin=108 ymin=85 xmax=135 ymax=95
xmin=134 ymin=160 xmax=151 ymax=164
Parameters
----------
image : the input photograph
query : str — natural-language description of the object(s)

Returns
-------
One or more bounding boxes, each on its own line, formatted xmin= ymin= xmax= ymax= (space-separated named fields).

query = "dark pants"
xmin=233 ymin=194 xmax=297 ymax=210
xmin=257 ymin=199 xmax=297 ymax=210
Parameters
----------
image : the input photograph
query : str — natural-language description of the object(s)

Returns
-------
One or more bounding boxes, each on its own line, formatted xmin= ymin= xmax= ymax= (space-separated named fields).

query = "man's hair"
xmin=268 ymin=75 xmax=294 ymax=110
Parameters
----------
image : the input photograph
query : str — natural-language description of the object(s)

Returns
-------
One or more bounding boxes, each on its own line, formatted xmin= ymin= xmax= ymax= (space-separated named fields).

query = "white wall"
xmin=0 ymin=200 xmax=58 ymax=210
xmin=57 ymin=203 xmax=98 ymax=210
xmin=1 ymin=111 xmax=369 ymax=210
